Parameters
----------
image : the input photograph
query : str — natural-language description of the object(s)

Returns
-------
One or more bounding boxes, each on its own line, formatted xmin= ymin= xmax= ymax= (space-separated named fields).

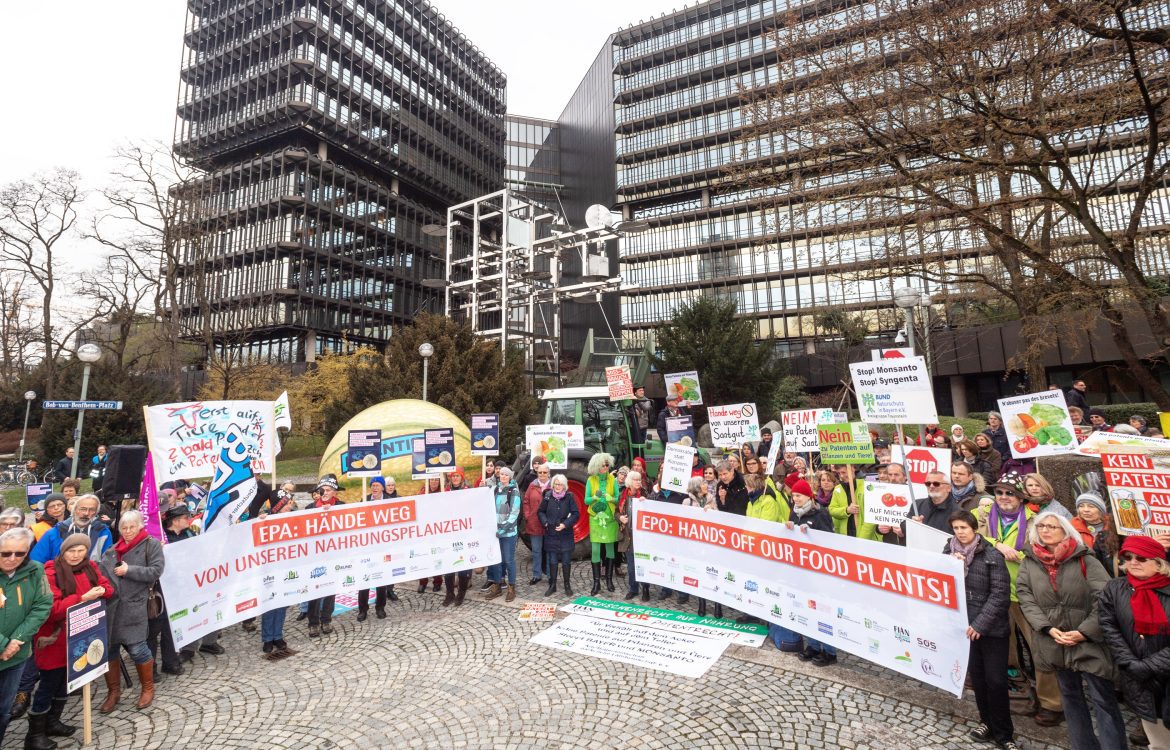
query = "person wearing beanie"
xmin=782 ymin=479 xmax=836 ymax=665
xmin=1071 ymin=492 xmax=1109 ymax=548
xmin=306 ymin=477 xmax=341 ymax=637
xmin=1087 ymin=408 xmax=1112 ymax=432
xmin=30 ymin=495 xmax=68 ymax=543
xmin=30 ymin=494 xmax=112 ymax=565
xmin=440 ymin=470 xmax=473 ymax=607
xmin=355 ymin=477 xmax=393 ymax=622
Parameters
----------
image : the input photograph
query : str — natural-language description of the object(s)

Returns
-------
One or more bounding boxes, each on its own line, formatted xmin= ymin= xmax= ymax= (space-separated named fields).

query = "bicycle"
xmin=0 ymin=464 xmax=39 ymax=490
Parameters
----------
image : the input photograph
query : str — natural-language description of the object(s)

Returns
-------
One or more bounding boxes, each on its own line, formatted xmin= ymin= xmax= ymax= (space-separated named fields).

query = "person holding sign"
xmin=0 ymin=529 xmax=50 ymax=747
xmin=538 ymin=475 xmax=578 ymax=597
xmin=440 ymin=471 xmax=474 ymax=607
xmin=28 ymin=534 xmax=112 ymax=750
xmin=585 ymin=454 xmax=619 ymax=597
xmin=31 ymin=496 xmax=68 ymax=543
xmin=783 ymin=480 xmax=837 ymax=666
xmin=357 ymin=477 xmax=394 ymax=620
xmin=483 ymin=468 xmax=522 ymax=603
xmin=617 ymin=471 xmax=647 ymax=600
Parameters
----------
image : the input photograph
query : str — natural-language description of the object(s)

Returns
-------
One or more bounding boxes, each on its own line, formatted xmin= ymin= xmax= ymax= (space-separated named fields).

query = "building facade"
xmin=173 ymin=0 xmax=505 ymax=362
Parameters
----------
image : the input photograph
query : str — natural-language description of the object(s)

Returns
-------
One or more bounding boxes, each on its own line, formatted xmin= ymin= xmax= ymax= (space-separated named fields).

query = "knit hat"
xmin=61 ymin=533 xmax=92 ymax=553
xmin=449 ymin=469 xmax=465 ymax=483
xmin=1075 ymin=491 xmax=1107 ymax=515
xmin=315 ymin=476 xmax=338 ymax=492
xmin=1121 ymin=535 xmax=1165 ymax=561
xmin=370 ymin=476 xmax=387 ymax=489
xmin=42 ymin=492 xmax=66 ymax=508
xmin=790 ymin=479 xmax=813 ymax=498
xmin=993 ymin=470 xmax=1025 ymax=498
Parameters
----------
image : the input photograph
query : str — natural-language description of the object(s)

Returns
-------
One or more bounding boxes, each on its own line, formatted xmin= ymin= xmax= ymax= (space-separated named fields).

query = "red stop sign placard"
xmin=903 ymin=448 xmax=939 ymax=485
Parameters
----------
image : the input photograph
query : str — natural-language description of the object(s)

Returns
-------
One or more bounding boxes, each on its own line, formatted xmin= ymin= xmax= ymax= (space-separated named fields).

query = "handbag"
xmin=146 ymin=584 xmax=163 ymax=619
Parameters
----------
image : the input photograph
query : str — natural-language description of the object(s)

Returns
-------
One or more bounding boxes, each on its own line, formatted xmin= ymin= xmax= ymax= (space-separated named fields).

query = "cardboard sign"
xmin=997 ymin=391 xmax=1077 ymax=458
xmin=707 ymin=403 xmax=760 ymax=449
xmin=518 ymin=603 xmax=558 ymax=622
xmin=346 ymin=429 xmax=382 ymax=477
xmin=781 ymin=409 xmax=835 ymax=453
xmin=1102 ymin=451 xmax=1170 ymax=535
xmin=849 ymin=357 xmax=938 ymax=424
xmin=660 ymin=443 xmax=696 ymax=493
xmin=605 ymin=365 xmax=634 ymax=402
xmin=665 ymin=415 xmax=696 ymax=446
xmin=889 ymin=445 xmax=953 ymax=501
xmin=906 ymin=517 xmax=953 ymax=553
xmin=863 ymin=481 xmax=913 ymax=526
xmin=66 ymin=600 xmax=109 ymax=693
xmin=470 ymin=413 xmax=500 ymax=456
xmin=664 ymin=371 xmax=703 ymax=406
xmin=817 ymin=423 xmax=874 ymax=465
xmin=25 ymin=483 xmax=52 ymax=509
xmin=423 ymin=428 xmax=456 ymax=474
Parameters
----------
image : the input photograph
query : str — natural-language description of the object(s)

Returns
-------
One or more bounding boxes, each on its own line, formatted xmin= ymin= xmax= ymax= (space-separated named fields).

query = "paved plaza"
xmin=6 ymin=558 xmax=1077 ymax=750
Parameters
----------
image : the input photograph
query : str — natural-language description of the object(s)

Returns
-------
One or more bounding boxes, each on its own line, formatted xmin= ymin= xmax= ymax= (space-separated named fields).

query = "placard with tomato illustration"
xmin=997 ymin=390 xmax=1078 ymax=459
xmin=862 ymin=481 xmax=914 ymax=526
xmin=664 ymin=371 xmax=703 ymax=406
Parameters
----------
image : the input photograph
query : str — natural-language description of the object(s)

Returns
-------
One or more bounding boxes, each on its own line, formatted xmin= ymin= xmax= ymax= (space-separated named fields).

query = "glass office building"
xmin=174 ymin=0 xmax=506 ymax=362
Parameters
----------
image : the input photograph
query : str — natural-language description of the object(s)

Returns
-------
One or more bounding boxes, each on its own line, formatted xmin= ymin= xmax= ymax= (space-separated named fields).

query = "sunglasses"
xmin=924 ymin=481 xmax=944 ymax=487
xmin=994 ymin=490 xmax=1017 ymax=497
xmin=1121 ymin=553 xmax=1151 ymax=564
xmin=0 ymin=551 xmax=26 ymax=559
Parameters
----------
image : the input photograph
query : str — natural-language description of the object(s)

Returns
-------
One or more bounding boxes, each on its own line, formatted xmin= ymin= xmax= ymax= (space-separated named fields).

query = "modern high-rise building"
xmin=173 ymin=0 xmax=505 ymax=363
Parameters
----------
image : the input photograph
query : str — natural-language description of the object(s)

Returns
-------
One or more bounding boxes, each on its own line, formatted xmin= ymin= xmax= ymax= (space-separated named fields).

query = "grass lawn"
xmin=3 ymin=478 xmax=96 ymax=511
xmin=275 ymin=455 xmax=322 ymax=480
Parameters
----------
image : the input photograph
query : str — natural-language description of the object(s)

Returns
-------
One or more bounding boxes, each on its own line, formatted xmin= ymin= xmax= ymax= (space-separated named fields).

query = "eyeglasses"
xmin=924 ymin=481 xmax=944 ymax=487
xmin=1034 ymin=523 xmax=1062 ymax=531
xmin=1121 ymin=553 xmax=1151 ymax=564
xmin=0 ymin=551 xmax=26 ymax=559
xmin=994 ymin=490 xmax=1016 ymax=497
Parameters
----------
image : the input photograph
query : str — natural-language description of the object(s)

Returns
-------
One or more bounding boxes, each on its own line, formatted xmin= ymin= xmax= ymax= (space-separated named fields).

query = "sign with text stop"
xmin=890 ymin=445 xmax=952 ymax=502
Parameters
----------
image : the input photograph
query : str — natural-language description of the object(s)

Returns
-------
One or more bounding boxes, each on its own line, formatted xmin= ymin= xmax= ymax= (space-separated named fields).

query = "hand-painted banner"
xmin=707 ymin=403 xmax=759 ymax=448
xmin=632 ymin=501 xmax=968 ymax=695
xmin=781 ymin=409 xmax=834 ymax=453
xmin=659 ymin=443 xmax=695 ymax=493
xmin=606 ymin=365 xmax=634 ymax=402
xmin=144 ymin=401 xmax=277 ymax=482
xmin=201 ymin=426 xmax=259 ymax=532
xmin=160 ymin=488 xmax=500 ymax=648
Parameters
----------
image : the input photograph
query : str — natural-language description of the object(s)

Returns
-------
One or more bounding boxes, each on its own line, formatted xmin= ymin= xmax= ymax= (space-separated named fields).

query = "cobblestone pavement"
xmin=2 ymin=553 xmax=1081 ymax=750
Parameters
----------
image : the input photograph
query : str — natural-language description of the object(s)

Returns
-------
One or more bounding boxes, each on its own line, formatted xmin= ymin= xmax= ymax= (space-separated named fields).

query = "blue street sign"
xmin=41 ymin=400 xmax=123 ymax=411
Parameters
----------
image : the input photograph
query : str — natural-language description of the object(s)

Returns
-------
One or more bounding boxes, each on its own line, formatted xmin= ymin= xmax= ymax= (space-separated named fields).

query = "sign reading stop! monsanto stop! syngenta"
xmin=817 ymin=423 xmax=874 ymax=465
xmin=889 ymin=445 xmax=952 ymax=502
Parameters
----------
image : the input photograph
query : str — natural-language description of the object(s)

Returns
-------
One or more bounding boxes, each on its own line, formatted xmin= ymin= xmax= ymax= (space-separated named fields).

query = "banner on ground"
xmin=632 ymin=501 xmax=968 ymax=695
xmin=605 ymin=365 xmax=634 ymax=402
xmin=997 ymin=391 xmax=1077 ymax=459
xmin=659 ymin=443 xmax=695 ymax=493
xmin=664 ymin=371 xmax=703 ymax=406
xmin=1102 ymin=451 xmax=1170 ymax=535
xmin=862 ymin=481 xmax=913 ymax=527
xmin=665 ymin=415 xmax=696 ymax=446
xmin=530 ymin=613 xmax=728 ymax=679
xmin=66 ymin=600 xmax=109 ymax=693
xmin=707 ymin=403 xmax=760 ymax=449
xmin=849 ymin=357 xmax=937 ymax=424
xmin=562 ymin=596 xmax=768 ymax=646
xmin=161 ymin=488 xmax=500 ymax=648
xmin=889 ymin=445 xmax=952 ymax=501
xmin=518 ymin=603 xmax=557 ymax=622
xmin=346 ymin=430 xmax=383 ymax=478
xmin=144 ymin=400 xmax=277 ymax=482
xmin=1076 ymin=430 xmax=1170 ymax=458
xmin=525 ymin=425 xmax=584 ymax=470
xmin=817 ymin=423 xmax=874 ymax=465
xmin=781 ymin=409 xmax=835 ymax=453
xmin=470 ymin=414 xmax=500 ymax=456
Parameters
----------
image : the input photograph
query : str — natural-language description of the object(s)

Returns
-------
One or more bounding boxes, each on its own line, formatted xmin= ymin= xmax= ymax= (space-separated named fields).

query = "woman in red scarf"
xmin=1016 ymin=512 xmax=1126 ymax=750
xmin=1100 ymin=535 xmax=1170 ymax=749
xmin=99 ymin=510 xmax=164 ymax=713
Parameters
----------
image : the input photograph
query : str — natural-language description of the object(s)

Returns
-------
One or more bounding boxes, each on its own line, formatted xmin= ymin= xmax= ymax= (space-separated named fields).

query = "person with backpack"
xmin=484 ymin=467 xmax=521 ymax=603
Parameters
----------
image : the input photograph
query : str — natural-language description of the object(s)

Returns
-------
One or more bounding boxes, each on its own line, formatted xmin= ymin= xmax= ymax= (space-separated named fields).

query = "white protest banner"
xmin=849 ymin=357 xmax=938 ymax=424
xmin=632 ymin=501 xmax=968 ymax=695
xmin=906 ymin=517 xmax=953 ymax=554
xmin=862 ymin=481 xmax=913 ymax=527
xmin=144 ymin=400 xmax=277 ymax=482
xmin=997 ymin=391 xmax=1077 ymax=459
xmin=664 ymin=371 xmax=703 ymax=406
xmin=1077 ymin=431 xmax=1170 ymax=458
xmin=605 ymin=365 xmax=634 ymax=402
xmin=160 ymin=488 xmax=500 ymax=648
xmin=274 ymin=391 xmax=292 ymax=431
xmin=871 ymin=347 xmax=915 ymax=361
xmin=530 ymin=613 xmax=728 ymax=678
xmin=525 ymin=425 xmax=584 ymax=470
xmin=1102 ymin=452 xmax=1170 ymax=535
xmin=561 ymin=596 xmax=769 ymax=646
xmin=707 ymin=403 xmax=760 ymax=449
xmin=889 ymin=445 xmax=952 ymax=501
xmin=781 ymin=409 xmax=834 ymax=453
xmin=659 ymin=443 xmax=695 ymax=493
xmin=765 ymin=437 xmax=781 ymax=477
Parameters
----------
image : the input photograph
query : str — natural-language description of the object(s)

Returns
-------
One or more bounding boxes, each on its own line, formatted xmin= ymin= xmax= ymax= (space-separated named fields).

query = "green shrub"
xmin=869 ymin=417 xmax=987 ymax=443
xmin=278 ymin=434 xmax=327 ymax=460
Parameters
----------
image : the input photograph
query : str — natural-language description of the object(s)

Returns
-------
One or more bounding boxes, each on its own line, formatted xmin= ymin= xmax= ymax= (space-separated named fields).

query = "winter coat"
xmin=944 ymin=537 xmax=1011 ymax=639
xmin=523 ymin=480 xmax=550 ymax=536
xmin=656 ymin=407 xmax=685 ymax=442
xmin=746 ymin=489 xmax=781 ymax=523
xmin=101 ymin=535 xmax=165 ymax=647
xmin=538 ymin=490 xmax=579 ymax=555
xmin=977 ymin=447 xmax=1002 ymax=481
xmin=913 ymin=495 xmax=959 ymax=534
xmin=31 ymin=522 xmax=113 ymax=564
xmin=1098 ymin=576 xmax=1170 ymax=723
xmin=1066 ymin=387 xmax=1090 ymax=413
xmin=585 ymin=474 xmax=619 ymax=544
xmin=977 ymin=505 xmax=1037 ymax=602
xmin=35 ymin=560 xmax=113 ymax=670
xmin=492 ymin=481 xmax=521 ymax=539
xmin=616 ymin=488 xmax=644 ymax=553
xmin=964 ymin=457 xmax=996 ymax=486
xmin=717 ymin=472 xmax=750 ymax=516
xmin=790 ymin=503 xmax=834 ymax=533
xmin=982 ymin=427 xmax=1010 ymax=462
xmin=31 ymin=514 xmax=66 ymax=542
xmin=0 ymin=559 xmax=52 ymax=672
xmin=1015 ymin=544 xmax=1113 ymax=679
xmin=828 ymin=479 xmax=878 ymax=541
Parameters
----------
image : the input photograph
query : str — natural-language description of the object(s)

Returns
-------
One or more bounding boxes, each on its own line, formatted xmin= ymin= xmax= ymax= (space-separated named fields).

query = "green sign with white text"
xmin=816 ymin=422 xmax=874 ymax=464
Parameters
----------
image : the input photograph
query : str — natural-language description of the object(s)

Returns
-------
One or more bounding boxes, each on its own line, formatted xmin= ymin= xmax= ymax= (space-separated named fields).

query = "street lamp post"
xmin=18 ymin=391 xmax=35 ymax=462
xmin=70 ymin=343 xmax=103 ymax=479
xmin=418 ymin=342 xmax=434 ymax=402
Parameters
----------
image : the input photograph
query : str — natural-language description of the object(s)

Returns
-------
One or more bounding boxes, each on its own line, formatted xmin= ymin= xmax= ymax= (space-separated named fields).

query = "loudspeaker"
xmin=101 ymin=445 xmax=148 ymax=499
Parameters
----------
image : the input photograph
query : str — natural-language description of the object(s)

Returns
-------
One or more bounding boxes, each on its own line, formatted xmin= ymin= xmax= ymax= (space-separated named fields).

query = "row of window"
xmin=616 ymin=63 xmax=775 ymax=127
xmin=614 ymin=0 xmax=781 ymax=62
xmin=616 ymin=32 xmax=776 ymax=97
xmin=617 ymin=108 xmax=744 ymax=158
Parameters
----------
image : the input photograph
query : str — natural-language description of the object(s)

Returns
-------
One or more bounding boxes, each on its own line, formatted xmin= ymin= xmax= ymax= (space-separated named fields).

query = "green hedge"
xmin=869 ymin=416 xmax=987 ymax=442
xmin=969 ymin=402 xmax=1160 ymax=428
xmin=278 ymin=434 xmax=328 ymax=460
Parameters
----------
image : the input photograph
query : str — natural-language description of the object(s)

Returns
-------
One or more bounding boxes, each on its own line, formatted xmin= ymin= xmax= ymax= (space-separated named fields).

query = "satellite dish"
xmin=585 ymin=204 xmax=615 ymax=230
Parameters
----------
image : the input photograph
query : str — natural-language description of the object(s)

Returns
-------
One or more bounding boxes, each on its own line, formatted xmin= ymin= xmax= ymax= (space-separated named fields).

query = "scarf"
xmin=793 ymin=501 xmax=815 ymax=518
xmin=1031 ymin=537 xmax=1079 ymax=590
xmin=815 ymin=488 xmax=832 ymax=507
xmin=1127 ymin=572 xmax=1170 ymax=636
xmin=551 ymin=488 xmax=567 ymax=500
xmin=55 ymin=558 xmax=100 ymax=598
xmin=953 ymin=483 xmax=976 ymax=502
xmin=948 ymin=536 xmax=981 ymax=572
xmin=988 ymin=503 xmax=1028 ymax=551
xmin=114 ymin=529 xmax=149 ymax=562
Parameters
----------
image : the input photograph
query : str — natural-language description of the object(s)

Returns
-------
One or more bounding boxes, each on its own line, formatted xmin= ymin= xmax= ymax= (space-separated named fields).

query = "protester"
xmin=784 ymin=480 xmax=836 ymax=665
xmin=828 ymin=468 xmax=874 ymax=539
xmin=31 ymin=495 xmax=112 ymax=564
xmin=585 ymin=454 xmax=619 ymax=597
xmin=307 ymin=477 xmax=340 ymax=637
xmin=1099 ymin=535 xmax=1170 ymax=749
xmin=0 ymin=508 xmax=22 ymax=536
xmin=1129 ymin=415 xmax=1153 ymax=436
xmin=1088 ymin=409 xmax=1112 ymax=432
xmin=655 ymin=397 xmax=685 ymax=441
xmin=0 ymin=529 xmax=49 ymax=747
xmin=972 ymin=433 xmax=1003 ymax=480
xmin=28 ymin=534 xmax=112 ymax=749
xmin=946 ymin=511 xmax=1016 ymax=750
xmin=1020 ymin=473 xmax=1072 ymax=520
xmin=756 ymin=427 xmax=775 ymax=464
xmin=90 ymin=446 xmax=107 ymax=492
xmin=51 ymin=450 xmax=75 ymax=483
xmin=679 ymin=477 xmax=721 ymax=616
xmin=744 ymin=473 xmax=783 ymax=523
xmin=910 ymin=471 xmax=958 ymax=532
xmin=30 ymin=496 xmax=66 ymax=544
xmin=438 ymin=470 xmax=474 ymax=606
xmin=740 ymin=443 xmax=756 ymax=464
xmin=477 ymin=461 xmax=497 ymax=489
xmin=1016 ymin=512 xmax=1125 ymax=748
xmin=950 ymin=423 xmax=967 ymax=445
xmin=484 ymin=467 xmax=521 ymax=602
xmin=783 ymin=456 xmax=808 ymax=489
xmin=1066 ymin=380 xmax=1091 ymax=412
xmin=523 ymin=459 xmax=551 ymax=587
xmin=628 ymin=385 xmax=653 ymax=447
xmin=956 ymin=439 xmax=995 ymax=485
xmin=357 ymin=477 xmax=393 ymax=620
xmin=949 ymin=462 xmax=986 ymax=512
xmin=702 ymin=466 xmax=718 ymax=505
xmin=147 ymin=500 xmax=191 ymax=676
xmin=538 ymin=474 xmax=577 ymax=596
xmin=259 ymin=489 xmax=298 ymax=656
xmin=716 ymin=460 xmax=749 ymax=516
xmin=814 ymin=470 xmax=835 ymax=508
xmin=617 ymin=470 xmax=646 ymax=600
xmin=981 ymin=412 xmax=1010 ymax=459
xmin=99 ymin=510 xmax=164 ymax=713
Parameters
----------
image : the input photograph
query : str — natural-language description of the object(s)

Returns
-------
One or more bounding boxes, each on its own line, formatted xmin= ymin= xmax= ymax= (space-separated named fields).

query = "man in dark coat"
xmin=910 ymin=470 xmax=959 ymax=532
xmin=1065 ymin=380 xmax=1090 ymax=413
xmin=656 ymin=397 xmax=686 ymax=443
xmin=716 ymin=461 xmax=749 ymax=516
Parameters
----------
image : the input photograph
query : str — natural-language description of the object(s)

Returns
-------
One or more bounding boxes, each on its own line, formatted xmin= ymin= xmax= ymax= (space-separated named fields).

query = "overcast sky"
xmin=0 ymin=0 xmax=685 ymax=185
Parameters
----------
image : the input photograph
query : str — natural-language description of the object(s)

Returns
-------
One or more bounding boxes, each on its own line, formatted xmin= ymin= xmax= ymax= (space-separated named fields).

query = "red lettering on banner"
xmin=1102 ymin=453 xmax=1155 ymax=470
xmin=636 ymin=511 xmax=958 ymax=609
xmin=250 ymin=500 xmax=417 ymax=547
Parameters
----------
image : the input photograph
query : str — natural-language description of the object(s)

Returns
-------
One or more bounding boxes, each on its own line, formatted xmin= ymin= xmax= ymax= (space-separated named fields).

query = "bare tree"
xmin=0 ymin=271 xmax=41 ymax=383
xmin=74 ymin=254 xmax=155 ymax=371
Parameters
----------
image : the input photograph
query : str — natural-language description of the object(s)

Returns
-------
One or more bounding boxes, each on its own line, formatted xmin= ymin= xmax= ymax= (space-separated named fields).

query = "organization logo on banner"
xmin=894 ymin=626 xmax=911 ymax=643
xmin=202 ymin=425 xmax=261 ymax=531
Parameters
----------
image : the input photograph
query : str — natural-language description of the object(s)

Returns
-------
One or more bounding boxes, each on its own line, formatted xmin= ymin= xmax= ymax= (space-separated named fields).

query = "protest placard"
xmin=707 ymin=403 xmax=759 ymax=448
xmin=659 ymin=443 xmax=695 ymax=493
xmin=1076 ymin=430 xmax=1170 ymax=457
xmin=144 ymin=400 xmax=277 ymax=482
xmin=424 ymin=428 xmax=456 ymax=474
xmin=862 ymin=481 xmax=914 ymax=527
xmin=664 ymin=371 xmax=703 ymax=406
xmin=25 ymin=483 xmax=51 ymax=509
xmin=665 ymin=415 xmax=696 ymax=446
xmin=606 ymin=365 xmax=634 ymax=402
xmin=780 ymin=409 xmax=834 ymax=453
xmin=889 ymin=445 xmax=952 ymax=501
xmin=817 ymin=423 xmax=874 ymax=465
xmin=997 ymin=391 xmax=1077 ymax=459
xmin=849 ymin=357 xmax=938 ymax=424
xmin=470 ymin=414 xmax=500 ymax=456
xmin=66 ymin=600 xmax=109 ymax=693
xmin=161 ymin=488 xmax=500 ymax=648
xmin=518 ymin=603 xmax=558 ymax=622
xmin=346 ymin=430 xmax=382 ymax=477
xmin=526 ymin=425 xmax=585 ymax=470
xmin=411 ymin=438 xmax=428 ymax=480
xmin=632 ymin=501 xmax=968 ymax=695
xmin=1102 ymin=451 xmax=1170 ymax=535
xmin=906 ymin=517 xmax=953 ymax=554
xmin=274 ymin=391 xmax=292 ymax=431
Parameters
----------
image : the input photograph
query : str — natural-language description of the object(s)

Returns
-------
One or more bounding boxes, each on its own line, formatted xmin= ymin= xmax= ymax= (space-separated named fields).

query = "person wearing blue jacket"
xmin=484 ymin=467 xmax=522 ymax=603
xmin=30 ymin=495 xmax=112 ymax=565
